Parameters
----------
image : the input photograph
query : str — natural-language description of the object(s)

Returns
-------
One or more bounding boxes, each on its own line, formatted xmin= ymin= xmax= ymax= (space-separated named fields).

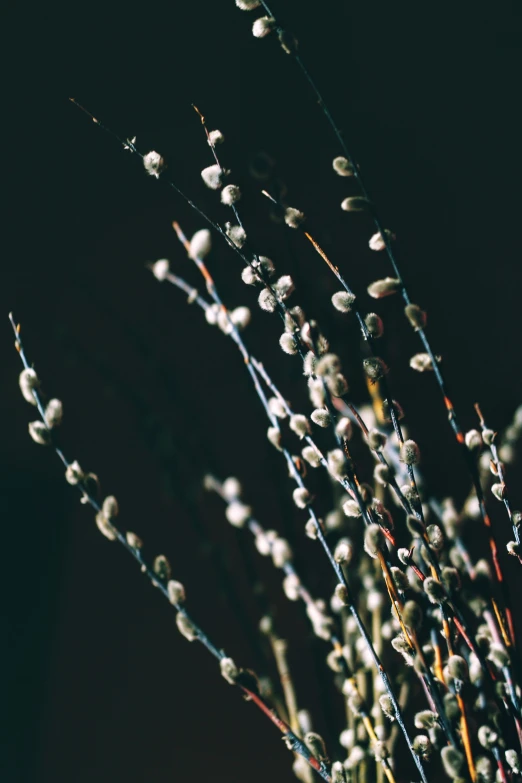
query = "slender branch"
xmin=9 ymin=313 xmax=332 ymax=783
xmin=249 ymin=0 xmax=518 ymax=635
xmin=151 ymin=238 xmax=428 ymax=783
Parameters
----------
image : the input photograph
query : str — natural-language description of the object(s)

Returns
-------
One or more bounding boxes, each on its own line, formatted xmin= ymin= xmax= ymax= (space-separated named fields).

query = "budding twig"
xmin=10 ymin=313 xmax=332 ymax=782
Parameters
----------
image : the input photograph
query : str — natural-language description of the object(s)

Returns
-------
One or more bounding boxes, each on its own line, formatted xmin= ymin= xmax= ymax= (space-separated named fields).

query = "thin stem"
xmin=249 ymin=0 xmax=517 ymax=634
xmin=156 ymin=245 xmax=426 ymax=780
xmin=206 ymin=475 xmax=398 ymax=783
xmin=9 ymin=314 xmax=331 ymax=783
xmin=475 ymin=403 xmax=521 ymax=549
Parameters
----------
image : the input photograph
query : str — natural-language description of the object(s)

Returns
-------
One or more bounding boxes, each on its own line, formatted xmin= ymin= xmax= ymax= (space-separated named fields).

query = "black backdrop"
xmin=4 ymin=1 xmax=522 ymax=781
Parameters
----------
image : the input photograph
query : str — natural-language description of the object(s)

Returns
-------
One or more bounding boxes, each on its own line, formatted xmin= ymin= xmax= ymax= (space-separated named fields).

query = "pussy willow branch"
xmin=69 ymin=97 xmax=518 ymax=777
xmin=172 ymin=216 xmax=382 ymax=545
xmin=249 ymin=302 xmax=505 ymax=722
xmin=205 ymin=475 xmax=398 ymax=783
xmin=193 ymin=106 xmax=365 ymax=473
xmin=162 ymin=251 xmax=462 ymax=751
xmin=166 ymin=227 xmax=522 ymax=767
xmin=336 ymin=381 xmax=520 ymax=724
xmin=475 ymin=403 xmax=521 ymax=549
xmin=250 ymin=0 xmax=518 ymax=641
xmin=160 ymin=239 xmax=519 ymax=747
xmin=261 ymin=188 xmax=427 ymax=526
xmin=153 ymin=243 xmax=428 ymax=781
xmin=9 ymin=313 xmax=332 ymax=783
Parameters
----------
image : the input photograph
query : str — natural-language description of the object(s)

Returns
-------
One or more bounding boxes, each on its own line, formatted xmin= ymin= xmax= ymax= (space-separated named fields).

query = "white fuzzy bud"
xmin=332 ymin=291 xmax=356 ymax=313
xmin=208 ymin=129 xmax=224 ymax=145
xmin=189 ymin=229 xmax=212 ymax=260
xmin=307 ymin=377 xmax=325 ymax=407
xmin=268 ymin=397 xmax=288 ymax=419
xmin=340 ymin=728 xmax=355 ymax=749
xmin=305 ymin=518 xmax=318 ymax=539
xmin=226 ymin=223 xmax=247 ymax=247
xmin=102 ymin=496 xmax=118 ymax=520
xmin=95 ymin=511 xmax=118 ymax=541
xmin=220 ymin=656 xmax=239 ymax=684
xmin=167 ymin=580 xmax=186 ymax=605
xmin=364 ymin=312 xmax=384 ymax=338
xmin=221 ymin=184 xmax=241 ymax=205
xmin=217 ymin=308 xmax=233 ymax=335
xmin=491 ymin=482 xmax=506 ymax=501
xmin=65 ymin=460 xmax=84 ymax=485
xmin=341 ymin=196 xmax=371 ymax=212
xmin=272 ymin=537 xmax=292 ymax=567
xmin=334 ymin=538 xmax=353 ymax=564
xmin=44 ymin=399 xmax=63 ymax=428
xmin=126 ymin=531 xmax=143 ymax=549
xmin=205 ymin=303 xmax=220 ymax=325
xmin=367 ymin=277 xmax=401 ymax=299
xmin=283 ymin=573 xmax=301 ymax=600
xmin=301 ymin=446 xmax=322 ymax=468
xmin=316 ymin=353 xmax=341 ymax=376
xmin=311 ymin=408 xmax=331 ymax=428
xmin=241 ymin=265 xmax=260 ymax=286
xmin=364 ymin=524 xmax=384 ymax=558
xmin=293 ymin=487 xmax=312 ymax=509
xmin=143 ymin=151 xmax=165 ymax=178
xmin=405 ymin=303 xmax=427 ymax=330
xmin=303 ymin=351 xmax=317 ymax=377
xmin=222 ymin=477 xmax=241 ymax=501
xmin=367 ymin=589 xmax=383 ymax=611
xmin=226 ymin=501 xmax=251 ymax=528
xmin=506 ymin=750 xmax=521 ymax=775
xmin=335 ymin=417 xmax=352 ymax=440
xmin=374 ymin=463 xmax=391 ymax=486
xmin=326 ymin=373 xmax=349 ymax=397
xmin=290 ymin=414 xmax=310 ymax=439
xmin=279 ymin=332 xmax=298 ymax=354
xmin=252 ymin=16 xmax=275 ymax=38
xmin=478 ymin=725 xmax=498 ymax=751
xmin=230 ymin=306 xmax=251 ymax=330
xmin=487 ymin=643 xmax=510 ymax=670
xmin=332 ymin=156 xmax=354 ymax=177
xmin=334 ymin=583 xmax=350 ymax=606
xmin=201 ymin=164 xmax=226 ymax=190
xmin=273 ymin=275 xmax=295 ymax=301
xmin=19 ymin=368 xmax=39 ymax=405
xmin=28 ymin=420 xmax=50 ymax=445
xmin=151 ymin=259 xmax=170 ymax=281
xmin=465 ymin=429 xmax=482 ymax=450
xmin=410 ymin=352 xmax=434 ymax=372
xmin=176 ymin=612 xmax=198 ymax=641
xmin=379 ymin=694 xmax=395 ymax=721
xmin=253 ymin=255 xmax=275 ymax=276
xmin=345 ymin=745 xmax=366 ymax=769
xmin=255 ymin=530 xmax=277 ymax=556
xmin=426 ymin=524 xmax=444 ymax=550
xmin=267 ymin=426 xmax=282 ymax=450
xmin=284 ymin=207 xmax=306 ymax=228
xmin=400 ymin=439 xmax=420 ymax=465
xmin=412 ymin=735 xmax=432 ymax=761
xmin=258 ymin=288 xmax=277 ymax=313
xmin=328 ymin=449 xmax=347 ymax=479
xmin=343 ymin=499 xmax=362 ymax=518
xmin=369 ymin=230 xmax=394 ymax=251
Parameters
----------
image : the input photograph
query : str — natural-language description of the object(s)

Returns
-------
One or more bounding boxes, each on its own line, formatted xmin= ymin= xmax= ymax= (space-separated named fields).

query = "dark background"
xmin=3 ymin=1 xmax=522 ymax=781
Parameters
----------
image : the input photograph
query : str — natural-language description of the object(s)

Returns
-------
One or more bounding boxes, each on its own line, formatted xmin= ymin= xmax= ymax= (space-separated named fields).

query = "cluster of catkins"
xmin=141 ymin=96 xmax=522 ymax=779
xmin=14 ymin=1 xmax=522 ymax=781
